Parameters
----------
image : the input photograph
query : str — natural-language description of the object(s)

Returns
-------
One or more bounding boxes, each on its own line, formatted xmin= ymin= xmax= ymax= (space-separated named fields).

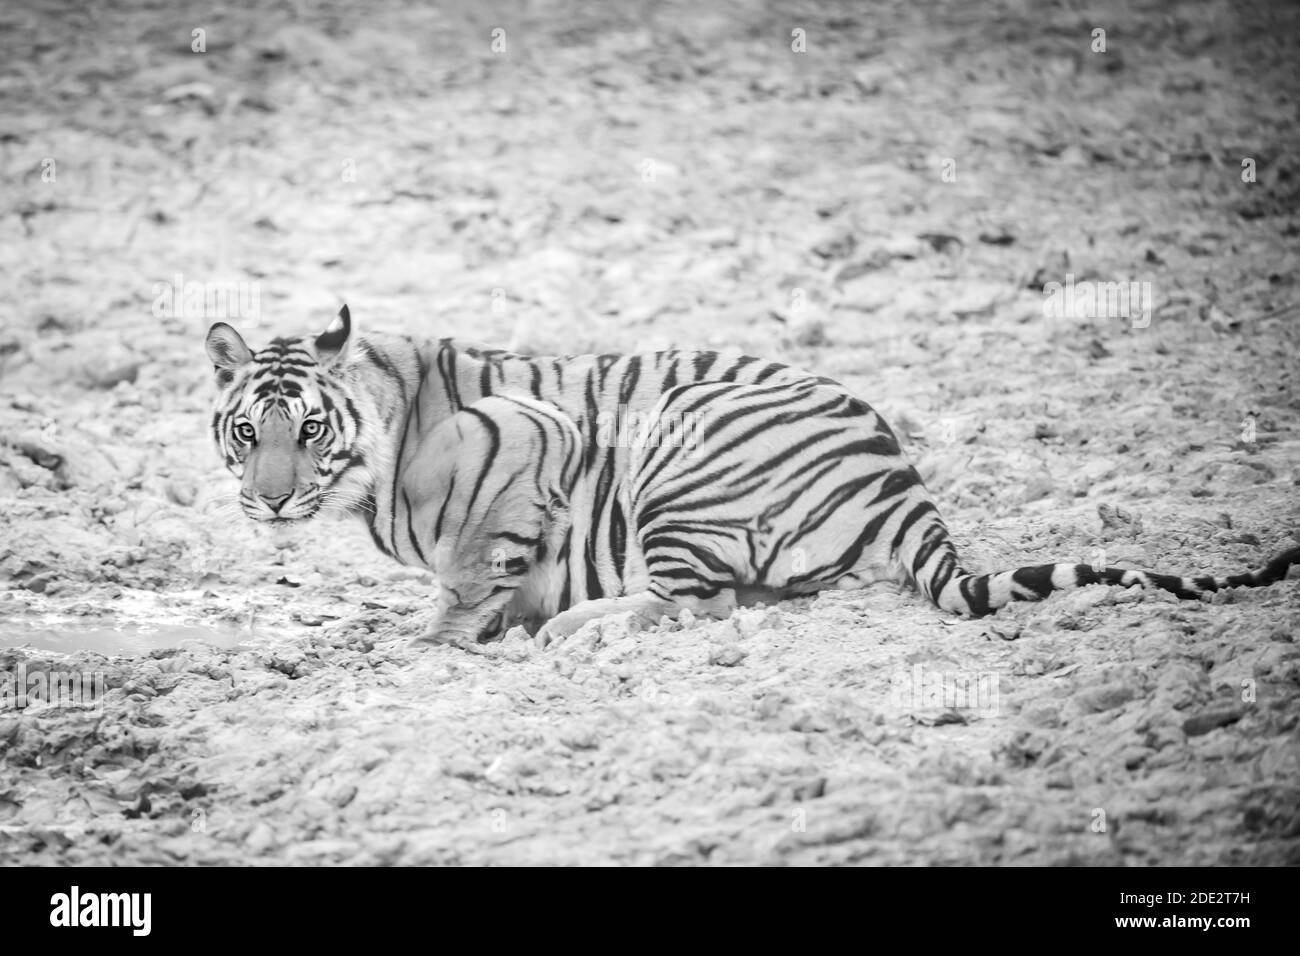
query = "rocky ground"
xmin=0 ymin=0 xmax=1298 ymax=865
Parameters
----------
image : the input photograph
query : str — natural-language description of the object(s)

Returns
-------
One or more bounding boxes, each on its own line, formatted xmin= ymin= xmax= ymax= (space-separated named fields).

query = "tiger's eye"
xmin=234 ymin=422 xmax=256 ymax=443
xmin=302 ymin=420 xmax=324 ymax=440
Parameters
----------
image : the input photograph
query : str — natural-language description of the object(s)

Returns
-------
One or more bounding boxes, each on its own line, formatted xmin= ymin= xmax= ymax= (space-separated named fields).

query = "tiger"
xmin=204 ymin=305 xmax=1300 ymax=647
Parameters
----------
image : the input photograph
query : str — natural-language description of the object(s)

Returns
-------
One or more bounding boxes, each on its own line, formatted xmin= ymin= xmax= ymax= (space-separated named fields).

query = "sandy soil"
xmin=1 ymin=0 xmax=1298 ymax=865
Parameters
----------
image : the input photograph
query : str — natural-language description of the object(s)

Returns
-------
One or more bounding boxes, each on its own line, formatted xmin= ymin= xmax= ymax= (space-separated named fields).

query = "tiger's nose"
xmin=259 ymin=492 xmax=292 ymax=513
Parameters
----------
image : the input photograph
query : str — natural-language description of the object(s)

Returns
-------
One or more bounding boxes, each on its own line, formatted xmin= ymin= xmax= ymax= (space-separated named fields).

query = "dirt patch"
xmin=1 ymin=0 xmax=1298 ymax=864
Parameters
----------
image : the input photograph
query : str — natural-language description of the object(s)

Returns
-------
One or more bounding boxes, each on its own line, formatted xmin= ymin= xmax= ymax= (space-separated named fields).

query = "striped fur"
xmin=205 ymin=306 xmax=1299 ymax=645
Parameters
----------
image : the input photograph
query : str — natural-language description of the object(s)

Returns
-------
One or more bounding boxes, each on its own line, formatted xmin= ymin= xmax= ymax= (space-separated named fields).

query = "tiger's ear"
xmin=205 ymin=322 xmax=253 ymax=381
xmin=315 ymin=305 xmax=352 ymax=368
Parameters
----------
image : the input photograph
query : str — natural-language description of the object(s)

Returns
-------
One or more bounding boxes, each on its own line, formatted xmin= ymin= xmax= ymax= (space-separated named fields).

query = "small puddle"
xmin=0 ymin=617 xmax=249 ymax=656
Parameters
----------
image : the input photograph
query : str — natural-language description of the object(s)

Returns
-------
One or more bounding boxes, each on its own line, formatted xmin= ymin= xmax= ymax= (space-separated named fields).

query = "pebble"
xmin=707 ymin=644 xmax=747 ymax=667
xmin=245 ymin=822 xmax=276 ymax=854
xmin=1073 ymin=681 xmax=1135 ymax=714
xmin=1182 ymin=707 xmax=1244 ymax=737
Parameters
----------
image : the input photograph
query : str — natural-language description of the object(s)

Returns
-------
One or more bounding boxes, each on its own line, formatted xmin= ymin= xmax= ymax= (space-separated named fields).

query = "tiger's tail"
xmin=894 ymin=503 xmax=1300 ymax=617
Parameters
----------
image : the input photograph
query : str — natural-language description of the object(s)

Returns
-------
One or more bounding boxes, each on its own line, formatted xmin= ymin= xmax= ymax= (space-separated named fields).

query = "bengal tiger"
xmin=203 ymin=305 xmax=1299 ymax=647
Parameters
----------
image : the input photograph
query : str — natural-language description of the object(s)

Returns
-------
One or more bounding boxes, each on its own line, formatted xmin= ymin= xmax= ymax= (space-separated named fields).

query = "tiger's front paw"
xmin=413 ymin=623 xmax=487 ymax=654
xmin=532 ymin=621 xmax=565 ymax=649
xmin=533 ymin=611 xmax=589 ymax=649
xmin=413 ymin=605 xmax=509 ymax=652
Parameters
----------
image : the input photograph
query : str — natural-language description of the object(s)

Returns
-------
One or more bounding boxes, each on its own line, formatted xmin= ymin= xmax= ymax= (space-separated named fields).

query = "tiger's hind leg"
xmin=537 ymin=377 xmax=918 ymax=647
xmin=620 ymin=379 xmax=914 ymax=632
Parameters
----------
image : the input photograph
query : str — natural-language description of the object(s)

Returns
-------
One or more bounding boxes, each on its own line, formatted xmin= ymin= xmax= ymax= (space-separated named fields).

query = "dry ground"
xmin=0 ymin=0 xmax=1298 ymax=864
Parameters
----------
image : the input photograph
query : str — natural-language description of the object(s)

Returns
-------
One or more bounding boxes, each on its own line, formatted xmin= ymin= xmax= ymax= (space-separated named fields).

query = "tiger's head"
xmin=205 ymin=305 xmax=371 ymax=523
